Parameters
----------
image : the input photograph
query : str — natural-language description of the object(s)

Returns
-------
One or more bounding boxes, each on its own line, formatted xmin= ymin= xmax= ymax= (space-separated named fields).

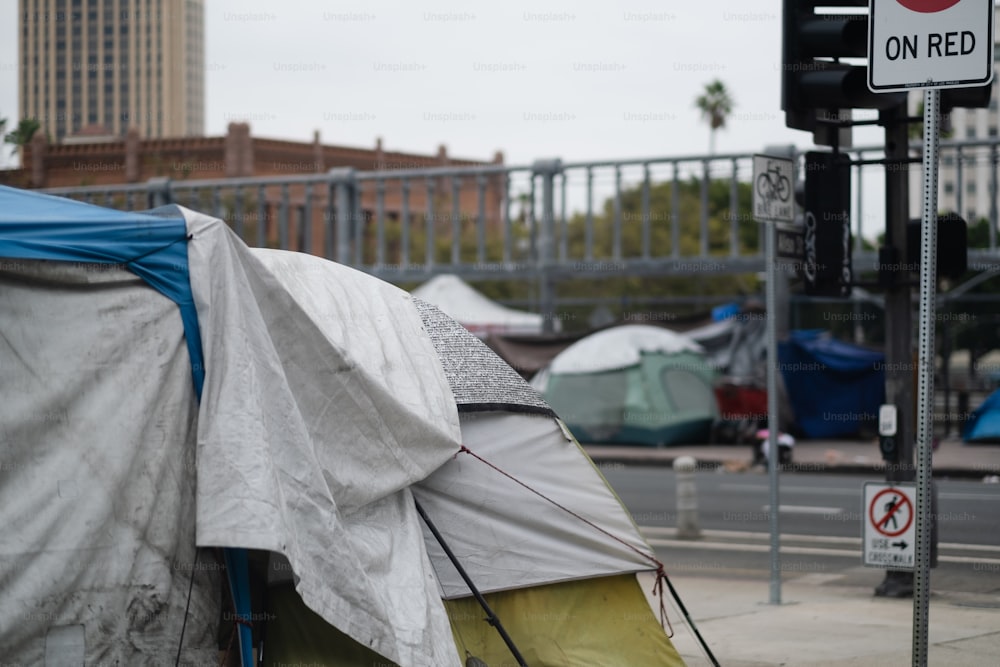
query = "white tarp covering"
xmin=686 ymin=315 xmax=768 ymax=380
xmin=186 ymin=212 xmax=463 ymax=666
xmin=1 ymin=207 xmax=465 ymax=666
xmin=412 ymin=274 xmax=548 ymax=337
xmin=0 ymin=260 xmax=220 ymax=664
xmin=251 ymin=249 xmax=660 ymax=599
xmin=549 ymin=324 xmax=703 ymax=375
xmin=414 ymin=412 xmax=657 ymax=599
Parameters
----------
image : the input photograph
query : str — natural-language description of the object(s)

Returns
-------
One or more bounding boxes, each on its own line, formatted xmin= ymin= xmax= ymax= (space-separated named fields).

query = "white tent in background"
xmin=412 ymin=273 xmax=555 ymax=337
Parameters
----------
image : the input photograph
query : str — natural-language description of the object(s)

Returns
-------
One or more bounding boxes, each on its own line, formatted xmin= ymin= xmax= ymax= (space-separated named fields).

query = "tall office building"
xmin=18 ymin=0 xmax=204 ymax=143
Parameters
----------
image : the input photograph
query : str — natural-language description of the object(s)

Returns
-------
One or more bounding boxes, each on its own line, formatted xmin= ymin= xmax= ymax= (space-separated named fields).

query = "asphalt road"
xmin=602 ymin=466 xmax=1000 ymax=596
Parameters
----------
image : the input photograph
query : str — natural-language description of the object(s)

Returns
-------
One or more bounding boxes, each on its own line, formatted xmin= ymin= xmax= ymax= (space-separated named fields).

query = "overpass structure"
xmin=38 ymin=138 xmax=1000 ymax=326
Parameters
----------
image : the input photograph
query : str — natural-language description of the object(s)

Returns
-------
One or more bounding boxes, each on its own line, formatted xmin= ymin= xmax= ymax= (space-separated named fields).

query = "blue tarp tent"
xmin=0 ymin=185 xmax=468 ymax=665
xmin=1 ymin=186 xmax=683 ymax=667
xmin=778 ymin=330 xmax=885 ymax=438
xmin=963 ymin=389 xmax=1000 ymax=442
xmin=0 ymin=185 xmax=251 ymax=664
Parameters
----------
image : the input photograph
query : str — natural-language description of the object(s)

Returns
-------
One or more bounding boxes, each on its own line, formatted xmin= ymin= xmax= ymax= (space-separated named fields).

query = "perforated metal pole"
xmin=913 ymin=88 xmax=940 ymax=667
xmin=766 ymin=219 xmax=781 ymax=605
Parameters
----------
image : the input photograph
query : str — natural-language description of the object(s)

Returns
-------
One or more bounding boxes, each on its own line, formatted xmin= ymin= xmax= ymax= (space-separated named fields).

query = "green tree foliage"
xmin=3 ymin=118 xmax=41 ymax=155
xmin=966 ymin=216 xmax=994 ymax=248
xmin=907 ymin=100 xmax=954 ymax=141
xmin=477 ymin=175 xmax=762 ymax=328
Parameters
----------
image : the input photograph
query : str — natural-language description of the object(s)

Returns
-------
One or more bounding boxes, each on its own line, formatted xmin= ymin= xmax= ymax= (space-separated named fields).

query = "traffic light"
xmin=941 ymin=83 xmax=993 ymax=113
xmin=782 ymin=1 xmax=906 ymax=142
xmin=906 ymin=213 xmax=968 ymax=281
xmin=802 ymin=151 xmax=852 ymax=297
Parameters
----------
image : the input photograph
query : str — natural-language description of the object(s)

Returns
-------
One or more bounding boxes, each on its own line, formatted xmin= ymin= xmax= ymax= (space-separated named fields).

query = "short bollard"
xmin=674 ymin=456 xmax=701 ymax=540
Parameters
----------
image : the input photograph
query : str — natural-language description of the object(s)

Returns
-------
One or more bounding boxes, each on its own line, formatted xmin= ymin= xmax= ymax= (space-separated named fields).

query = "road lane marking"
xmin=643 ymin=538 xmax=1000 ymax=566
xmin=762 ymin=504 xmax=844 ymax=515
xmin=638 ymin=526 xmax=1000 ymax=554
xmin=721 ymin=483 xmax=856 ymax=495
xmin=641 ymin=526 xmax=862 ymax=545
xmin=720 ymin=482 xmax=1000 ymax=502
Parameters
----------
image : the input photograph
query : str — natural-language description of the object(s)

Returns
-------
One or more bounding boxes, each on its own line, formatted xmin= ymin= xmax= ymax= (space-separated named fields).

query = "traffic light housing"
xmin=906 ymin=213 xmax=969 ymax=281
xmin=877 ymin=214 xmax=970 ymax=287
xmin=941 ymin=83 xmax=993 ymax=113
xmin=879 ymin=435 xmax=898 ymax=463
xmin=783 ymin=1 xmax=907 ymax=142
xmin=802 ymin=151 xmax=852 ymax=297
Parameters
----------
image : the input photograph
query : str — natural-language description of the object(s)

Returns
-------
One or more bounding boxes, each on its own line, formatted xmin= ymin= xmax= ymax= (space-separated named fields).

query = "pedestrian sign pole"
xmin=912 ymin=87 xmax=940 ymax=667
xmin=752 ymin=153 xmax=795 ymax=606
xmin=868 ymin=2 xmax=994 ymax=664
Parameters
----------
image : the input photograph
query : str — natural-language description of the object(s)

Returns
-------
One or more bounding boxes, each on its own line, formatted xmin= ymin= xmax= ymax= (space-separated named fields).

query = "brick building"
xmin=2 ymin=123 xmax=507 ymax=260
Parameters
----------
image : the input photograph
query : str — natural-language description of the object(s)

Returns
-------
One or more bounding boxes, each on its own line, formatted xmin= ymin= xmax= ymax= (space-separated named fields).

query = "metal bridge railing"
xmin=37 ymin=139 xmax=1000 ymax=285
xmin=39 ymin=150 xmax=767 ymax=280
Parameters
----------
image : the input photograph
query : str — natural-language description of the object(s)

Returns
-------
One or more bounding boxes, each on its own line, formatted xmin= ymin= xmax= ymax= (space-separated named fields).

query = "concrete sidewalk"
xmin=585 ymin=435 xmax=1000 ymax=479
xmin=640 ymin=571 xmax=1000 ymax=667
xmin=608 ymin=439 xmax=1000 ymax=665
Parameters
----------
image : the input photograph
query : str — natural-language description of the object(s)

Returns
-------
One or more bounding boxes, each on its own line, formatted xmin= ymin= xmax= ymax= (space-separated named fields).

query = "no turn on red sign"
xmin=863 ymin=482 xmax=916 ymax=569
xmin=868 ymin=0 xmax=995 ymax=91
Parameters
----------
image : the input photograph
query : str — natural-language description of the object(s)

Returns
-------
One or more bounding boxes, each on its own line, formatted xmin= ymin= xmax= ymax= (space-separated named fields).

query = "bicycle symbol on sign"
xmin=756 ymin=161 xmax=792 ymax=205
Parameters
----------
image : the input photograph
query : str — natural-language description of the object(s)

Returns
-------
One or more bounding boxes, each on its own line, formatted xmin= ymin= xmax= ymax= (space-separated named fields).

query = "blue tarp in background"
xmin=963 ymin=388 xmax=1000 ymax=442
xmin=779 ymin=329 xmax=886 ymax=438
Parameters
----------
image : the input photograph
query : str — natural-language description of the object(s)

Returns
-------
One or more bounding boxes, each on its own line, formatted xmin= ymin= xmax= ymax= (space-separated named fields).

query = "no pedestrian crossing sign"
xmin=863 ymin=482 xmax=916 ymax=569
xmin=868 ymin=0 xmax=995 ymax=92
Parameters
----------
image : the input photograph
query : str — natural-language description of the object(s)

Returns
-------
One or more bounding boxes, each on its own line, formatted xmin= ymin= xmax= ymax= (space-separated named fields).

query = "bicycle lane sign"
xmin=863 ymin=482 xmax=916 ymax=569
xmin=752 ymin=154 xmax=795 ymax=223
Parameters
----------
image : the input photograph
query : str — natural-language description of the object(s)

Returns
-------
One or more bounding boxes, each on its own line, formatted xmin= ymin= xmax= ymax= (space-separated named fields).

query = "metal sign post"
xmin=764 ymin=219 xmax=781 ymax=606
xmin=752 ymin=153 xmax=794 ymax=605
xmin=866 ymin=3 xmax=994 ymax=662
xmin=912 ymin=88 xmax=940 ymax=667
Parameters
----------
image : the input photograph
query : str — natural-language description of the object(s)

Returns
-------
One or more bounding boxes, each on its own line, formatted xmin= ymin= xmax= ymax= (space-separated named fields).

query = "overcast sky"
xmin=0 ymin=0 xmax=900 ymax=234
xmin=0 ymin=0 xmax=895 ymax=161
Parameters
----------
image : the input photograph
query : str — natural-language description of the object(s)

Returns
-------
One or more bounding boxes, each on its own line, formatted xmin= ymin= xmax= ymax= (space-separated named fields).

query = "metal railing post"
xmin=145 ymin=177 xmax=173 ymax=209
xmin=328 ymin=167 xmax=357 ymax=266
xmin=532 ymin=159 xmax=562 ymax=334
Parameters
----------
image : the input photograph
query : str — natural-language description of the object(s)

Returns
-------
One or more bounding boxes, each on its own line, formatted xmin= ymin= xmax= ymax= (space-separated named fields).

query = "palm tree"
xmin=0 ymin=115 xmax=7 ymax=168
xmin=4 ymin=118 xmax=41 ymax=156
xmin=695 ymin=80 xmax=734 ymax=155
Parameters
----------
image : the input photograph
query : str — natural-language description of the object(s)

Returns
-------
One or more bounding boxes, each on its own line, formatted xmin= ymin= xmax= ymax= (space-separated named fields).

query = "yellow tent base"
xmin=262 ymin=583 xmax=405 ymax=667
xmin=261 ymin=574 xmax=686 ymax=666
xmin=445 ymin=573 xmax=686 ymax=667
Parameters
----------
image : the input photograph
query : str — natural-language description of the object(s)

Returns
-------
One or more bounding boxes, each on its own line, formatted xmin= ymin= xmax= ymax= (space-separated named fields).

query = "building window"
xmin=944 ymin=181 xmax=954 ymax=194
xmin=967 ymin=181 xmax=977 ymax=194
xmin=966 ymin=127 xmax=976 ymax=139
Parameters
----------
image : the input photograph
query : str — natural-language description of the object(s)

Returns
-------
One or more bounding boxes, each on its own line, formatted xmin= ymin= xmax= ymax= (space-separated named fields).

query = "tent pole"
xmin=413 ymin=498 xmax=528 ymax=667
xmin=659 ymin=572 xmax=721 ymax=667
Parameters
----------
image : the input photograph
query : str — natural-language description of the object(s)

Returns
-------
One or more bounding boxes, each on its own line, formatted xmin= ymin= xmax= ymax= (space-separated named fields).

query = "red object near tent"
xmin=712 ymin=380 xmax=768 ymax=444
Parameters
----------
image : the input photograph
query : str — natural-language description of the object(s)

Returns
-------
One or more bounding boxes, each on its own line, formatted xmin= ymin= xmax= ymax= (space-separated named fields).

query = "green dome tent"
xmin=534 ymin=325 xmax=719 ymax=446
